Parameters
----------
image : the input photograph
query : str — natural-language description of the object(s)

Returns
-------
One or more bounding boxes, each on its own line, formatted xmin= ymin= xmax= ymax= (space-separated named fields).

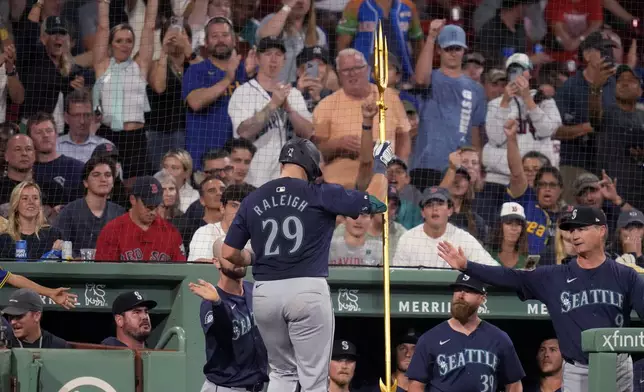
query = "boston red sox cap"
xmin=92 ymin=143 xmax=119 ymax=159
xmin=559 ymin=206 xmax=607 ymax=231
xmin=130 ymin=176 xmax=163 ymax=207
xmin=332 ymin=339 xmax=358 ymax=360
xmin=112 ymin=291 xmax=157 ymax=315
xmin=449 ymin=273 xmax=487 ymax=295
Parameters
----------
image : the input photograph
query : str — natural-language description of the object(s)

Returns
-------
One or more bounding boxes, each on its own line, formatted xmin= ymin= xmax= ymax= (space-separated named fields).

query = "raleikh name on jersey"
xmin=437 ymin=349 xmax=499 ymax=376
xmin=252 ymin=192 xmax=309 ymax=216
xmin=560 ymin=289 xmax=624 ymax=314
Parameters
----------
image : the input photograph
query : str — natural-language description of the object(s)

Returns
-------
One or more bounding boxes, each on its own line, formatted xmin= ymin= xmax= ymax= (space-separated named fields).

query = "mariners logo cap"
xmin=449 ymin=273 xmax=487 ymax=295
xmin=44 ymin=16 xmax=68 ymax=35
xmin=332 ymin=340 xmax=358 ymax=360
xmin=3 ymin=289 xmax=43 ymax=316
xmin=112 ymin=291 xmax=157 ymax=315
xmin=131 ymin=176 xmax=164 ymax=208
xmin=559 ymin=206 xmax=607 ymax=231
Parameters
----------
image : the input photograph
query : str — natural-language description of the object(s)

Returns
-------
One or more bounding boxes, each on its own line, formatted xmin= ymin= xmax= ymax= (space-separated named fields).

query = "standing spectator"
xmin=101 ymin=291 xmax=157 ymax=348
xmin=483 ymin=68 xmax=508 ymax=102
xmin=402 ymin=101 xmax=419 ymax=149
xmin=147 ymin=20 xmax=200 ymax=167
xmin=573 ymin=171 xmax=632 ymax=234
xmin=223 ymin=138 xmax=256 ymax=185
xmin=294 ymin=46 xmax=334 ymax=113
xmin=28 ymin=112 xmax=85 ymax=204
xmin=53 ymin=156 xmax=125 ymax=257
xmin=188 ymin=183 xmax=255 ymax=262
xmin=554 ymin=31 xmax=617 ymax=202
xmin=328 ymin=340 xmax=358 ymax=392
xmin=462 ymin=52 xmax=485 ymax=83
xmin=313 ymin=49 xmax=410 ymax=189
xmin=256 ymin=0 xmax=327 ymax=83
xmin=4 ymin=289 xmax=69 ymax=348
xmin=336 ymin=0 xmax=423 ymax=83
xmin=483 ymin=53 xmax=562 ymax=189
xmin=92 ymin=0 xmax=158 ymax=179
xmin=57 ymin=89 xmax=113 ymax=163
xmin=412 ymin=22 xmax=486 ymax=189
xmin=387 ymin=158 xmax=422 ymax=207
xmin=392 ymin=187 xmax=497 ymax=268
xmin=525 ymin=338 xmax=563 ymax=392
xmin=161 ymin=149 xmax=199 ymax=213
xmin=486 ymin=202 xmax=529 ymax=268
xmin=228 ymin=37 xmax=313 ymax=187
xmin=230 ymin=0 xmax=260 ymax=50
xmin=0 ymin=44 xmax=24 ymax=122
xmin=95 ymin=176 xmax=186 ymax=262
xmin=592 ymin=64 xmax=644 ymax=210
xmin=0 ymin=182 xmax=62 ymax=260
xmin=183 ymin=17 xmax=253 ymax=170
xmin=154 ymin=170 xmax=183 ymax=220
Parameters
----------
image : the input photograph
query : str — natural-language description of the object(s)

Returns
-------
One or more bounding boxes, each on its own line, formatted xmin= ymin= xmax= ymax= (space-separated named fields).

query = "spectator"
xmin=0 ymin=44 xmax=24 ymax=122
xmin=536 ymin=62 xmax=569 ymax=99
xmin=188 ymin=182 xmax=255 ymax=262
xmin=328 ymin=340 xmax=357 ymax=392
xmin=294 ymin=46 xmax=333 ymax=113
xmin=412 ymin=22 xmax=486 ymax=189
xmin=0 ymin=181 xmax=63 ymax=260
xmin=92 ymin=0 xmax=157 ymax=179
xmin=554 ymin=31 xmax=617 ymax=202
xmin=521 ymin=151 xmax=552 ymax=189
xmin=57 ymin=89 xmax=113 ymax=163
xmin=53 ymin=156 xmax=125 ymax=257
xmin=525 ymin=337 xmax=563 ymax=392
xmin=230 ymin=0 xmax=260 ymax=50
xmin=391 ymin=330 xmax=418 ymax=392
xmin=313 ymin=49 xmax=410 ymax=189
xmin=0 ymin=122 xmax=19 ymax=174
xmin=392 ymin=187 xmax=497 ymax=268
xmin=483 ymin=68 xmax=508 ymax=102
xmin=229 ymin=37 xmax=313 ymax=187
xmin=90 ymin=143 xmax=129 ymax=209
xmin=189 ymin=0 xmax=232 ymax=56
xmin=28 ymin=112 xmax=85 ymax=204
xmin=4 ymin=289 xmax=69 ymax=348
xmin=387 ymin=182 xmax=422 ymax=231
xmin=0 ymin=134 xmax=64 ymax=206
xmin=483 ymin=53 xmax=562 ymax=189
xmin=223 ymin=138 xmax=256 ymax=185
xmin=329 ymin=214 xmax=382 ymax=266
xmin=102 ymin=291 xmax=157 ymax=348
xmin=609 ymin=209 xmax=644 ymax=269
xmin=387 ymin=158 xmax=421 ymax=206
xmin=402 ymin=101 xmax=419 ymax=149
xmin=198 ymin=148 xmax=234 ymax=186
xmin=256 ymin=0 xmax=327 ymax=83
xmin=486 ymin=202 xmax=529 ymax=268
xmin=573 ymin=171 xmax=632 ymax=234
xmin=154 ymin=170 xmax=183 ymax=220
xmin=336 ymin=0 xmax=423 ymax=83
xmin=18 ymin=16 xmax=85 ymax=130
xmin=95 ymin=176 xmax=186 ymax=262
xmin=463 ymin=52 xmax=485 ymax=83
xmin=592 ymin=65 xmax=644 ymax=211
xmin=147 ymin=19 xmax=200 ymax=167
xmin=161 ymin=149 xmax=199 ymax=213
xmin=183 ymin=17 xmax=253 ymax=170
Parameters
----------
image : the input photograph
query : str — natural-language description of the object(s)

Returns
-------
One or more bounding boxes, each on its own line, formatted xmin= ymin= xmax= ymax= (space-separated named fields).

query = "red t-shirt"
xmin=95 ymin=213 xmax=186 ymax=262
xmin=546 ymin=0 xmax=602 ymax=36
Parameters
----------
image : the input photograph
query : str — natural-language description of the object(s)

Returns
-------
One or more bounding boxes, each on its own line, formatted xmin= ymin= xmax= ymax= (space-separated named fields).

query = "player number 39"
xmin=262 ymin=216 xmax=304 ymax=256
xmin=480 ymin=374 xmax=495 ymax=392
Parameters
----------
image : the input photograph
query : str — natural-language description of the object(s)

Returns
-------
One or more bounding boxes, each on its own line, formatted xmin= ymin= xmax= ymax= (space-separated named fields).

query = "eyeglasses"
xmin=205 ymin=166 xmax=233 ymax=176
xmin=338 ymin=64 xmax=367 ymax=76
xmin=537 ymin=181 xmax=560 ymax=189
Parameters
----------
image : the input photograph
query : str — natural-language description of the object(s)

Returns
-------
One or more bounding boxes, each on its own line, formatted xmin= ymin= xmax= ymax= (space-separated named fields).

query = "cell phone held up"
xmin=305 ymin=61 xmax=319 ymax=78
xmin=599 ymin=43 xmax=615 ymax=68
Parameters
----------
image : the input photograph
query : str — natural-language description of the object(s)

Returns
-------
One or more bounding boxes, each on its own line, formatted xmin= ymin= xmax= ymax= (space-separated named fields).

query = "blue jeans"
xmin=147 ymin=130 xmax=186 ymax=169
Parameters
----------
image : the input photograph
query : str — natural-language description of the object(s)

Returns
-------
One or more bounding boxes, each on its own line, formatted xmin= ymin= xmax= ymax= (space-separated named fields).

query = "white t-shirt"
xmin=392 ymin=223 xmax=498 ymax=268
xmin=188 ymin=221 xmax=252 ymax=261
xmin=228 ymin=79 xmax=312 ymax=187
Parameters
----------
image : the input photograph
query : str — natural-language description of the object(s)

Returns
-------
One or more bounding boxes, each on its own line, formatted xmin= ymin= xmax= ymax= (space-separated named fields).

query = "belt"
xmin=217 ymin=382 xmax=264 ymax=392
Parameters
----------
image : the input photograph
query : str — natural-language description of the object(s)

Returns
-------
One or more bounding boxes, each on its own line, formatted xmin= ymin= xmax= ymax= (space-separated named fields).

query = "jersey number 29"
xmin=480 ymin=374 xmax=495 ymax=392
xmin=262 ymin=216 xmax=304 ymax=256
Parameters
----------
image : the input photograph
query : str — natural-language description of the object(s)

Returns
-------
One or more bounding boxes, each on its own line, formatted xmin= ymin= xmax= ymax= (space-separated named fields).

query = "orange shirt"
xmin=313 ymin=85 xmax=410 ymax=188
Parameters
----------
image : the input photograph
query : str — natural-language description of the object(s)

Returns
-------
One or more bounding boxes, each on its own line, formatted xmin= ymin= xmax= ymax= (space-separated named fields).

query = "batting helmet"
xmin=278 ymin=138 xmax=322 ymax=181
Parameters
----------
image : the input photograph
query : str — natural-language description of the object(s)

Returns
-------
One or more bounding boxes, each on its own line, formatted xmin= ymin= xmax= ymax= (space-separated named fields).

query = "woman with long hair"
xmin=0 ymin=182 xmax=62 ymax=260
xmin=540 ymin=206 xmax=577 ymax=265
xmin=93 ymin=0 xmax=158 ymax=179
xmin=487 ymin=202 xmax=529 ymax=268
xmin=610 ymin=209 xmax=644 ymax=269
xmin=256 ymin=0 xmax=327 ymax=83
xmin=155 ymin=170 xmax=183 ymax=220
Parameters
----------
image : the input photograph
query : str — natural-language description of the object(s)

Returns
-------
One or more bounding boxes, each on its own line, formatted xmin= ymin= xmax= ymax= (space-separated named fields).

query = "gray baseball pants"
xmin=562 ymin=354 xmax=633 ymax=392
xmin=252 ymin=277 xmax=335 ymax=392
xmin=200 ymin=380 xmax=267 ymax=392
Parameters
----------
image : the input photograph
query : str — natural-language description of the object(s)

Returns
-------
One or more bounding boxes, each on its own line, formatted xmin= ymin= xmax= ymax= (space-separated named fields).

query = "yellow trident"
xmin=373 ymin=21 xmax=397 ymax=392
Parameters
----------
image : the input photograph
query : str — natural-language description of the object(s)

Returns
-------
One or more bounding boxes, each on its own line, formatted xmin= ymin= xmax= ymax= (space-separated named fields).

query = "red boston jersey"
xmin=95 ymin=213 xmax=186 ymax=262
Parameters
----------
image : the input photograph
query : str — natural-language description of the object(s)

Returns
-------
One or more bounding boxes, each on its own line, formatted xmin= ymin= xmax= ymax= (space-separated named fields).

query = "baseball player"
xmin=188 ymin=238 xmax=269 ymax=392
xmin=438 ymin=205 xmax=644 ymax=392
xmin=221 ymin=138 xmax=391 ymax=392
xmin=329 ymin=340 xmax=358 ymax=392
xmin=633 ymin=358 xmax=644 ymax=392
xmin=392 ymin=330 xmax=419 ymax=392
xmin=406 ymin=273 xmax=524 ymax=392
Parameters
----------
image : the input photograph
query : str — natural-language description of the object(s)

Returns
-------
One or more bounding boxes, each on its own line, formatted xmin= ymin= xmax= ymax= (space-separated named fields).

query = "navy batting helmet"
xmin=278 ymin=138 xmax=322 ymax=181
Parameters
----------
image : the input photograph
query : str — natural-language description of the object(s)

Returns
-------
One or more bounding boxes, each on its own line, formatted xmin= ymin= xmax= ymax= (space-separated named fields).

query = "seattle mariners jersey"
xmin=224 ymin=177 xmax=371 ymax=281
xmin=200 ymin=280 xmax=268 ymax=387
xmin=505 ymin=187 xmax=554 ymax=255
xmin=466 ymin=258 xmax=644 ymax=364
xmin=406 ymin=320 xmax=525 ymax=392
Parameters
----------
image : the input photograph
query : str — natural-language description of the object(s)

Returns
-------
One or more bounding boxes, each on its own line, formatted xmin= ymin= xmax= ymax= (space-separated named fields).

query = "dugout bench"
xmin=0 ymin=262 xmax=640 ymax=391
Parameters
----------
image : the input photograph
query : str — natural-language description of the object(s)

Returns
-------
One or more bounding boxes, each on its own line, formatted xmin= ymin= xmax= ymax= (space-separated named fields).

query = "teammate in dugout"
xmin=189 ymin=238 xmax=268 ymax=392
xmin=438 ymin=205 xmax=644 ymax=392
xmin=220 ymin=138 xmax=391 ymax=392
xmin=95 ymin=176 xmax=186 ymax=262
xmin=406 ymin=273 xmax=525 ymax=392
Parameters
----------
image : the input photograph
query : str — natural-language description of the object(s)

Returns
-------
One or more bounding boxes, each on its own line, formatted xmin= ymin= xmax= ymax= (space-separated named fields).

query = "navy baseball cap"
xmin=395 ymin=329 xmax=420 ymax=346
xmin=617 ymin=209 xmax=644 ymax=229
xmin=420 ymin=186 xmax=450 ymax=208
xmin=3 ymin=289 xmax=43 ymax=316
xmin=296 ymin=45 xmax=330 ymax=67
xmin=332 ymin=339 xmax=358 ymax=360
xmin=130 ymin=176 xmax=163 ymax=207
xmin=450 ymin=273 xmax=487 ymax=295
xmin=257 ymin=37 xmax=286 ymax=54
xmin=112 ymin=291 xmax=157 ymax=315
xmin=437 ymin=25 xmax=467 ymax=49
xmin=44 ymin=16 xmax=68 ymax=35
xmin=559 ymin=206 xmax=607 ymax=231
xmin=92 ymin=143 xmax=119 ymax=159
